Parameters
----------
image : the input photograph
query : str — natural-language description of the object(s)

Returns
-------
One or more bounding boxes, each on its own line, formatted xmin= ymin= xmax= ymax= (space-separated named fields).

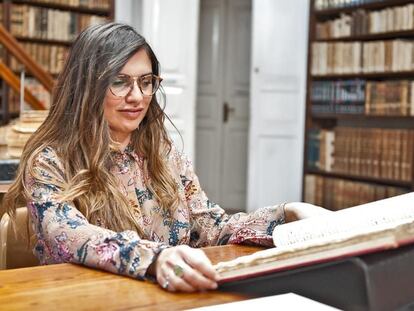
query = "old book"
xmin=215 ymin=193 xmax=414 ymax=282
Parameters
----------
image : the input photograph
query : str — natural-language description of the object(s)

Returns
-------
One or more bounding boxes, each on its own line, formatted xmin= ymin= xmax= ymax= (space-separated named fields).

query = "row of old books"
xmin=312 ymin=42 xmax=360 ymax=75
xmin=314 ymin=0 xmax=385 ymax=11
xmin=26 ymin=0 xmax=111 ymax=10
xmin=307 ymin=127 xmax=414 ymax=181
xmin=304 ymin=174 xmax=408 ymax=210
xmin=311 ymin=40 xmax=414 ymax=75
xmin=10 ymin=43 xmax=67 ymax=75
xmin=315 ymin=4 xmax=414 ymax=39
xmin=311 ymin=79 xmax=365 ymax=114
xmin=333 ymin=127 xmax=414 ymax=181
xmin=311 ymin=79 xmax=414 ymax=116
xmin=10 ymin=4 xmax=108 ymax=41
xmin=363 ymin=40 xmax=413 ymax=72
xmin=365 ymin=80 xmax=414 ymax=115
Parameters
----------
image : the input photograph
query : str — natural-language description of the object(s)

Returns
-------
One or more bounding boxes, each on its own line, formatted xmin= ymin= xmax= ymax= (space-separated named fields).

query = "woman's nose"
xmin=126 ymin=81 xmax=144 ymax=102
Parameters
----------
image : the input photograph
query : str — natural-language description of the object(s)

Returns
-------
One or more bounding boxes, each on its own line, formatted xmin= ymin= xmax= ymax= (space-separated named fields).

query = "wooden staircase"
xmin=0 ymin=23 xmax=54 ymax=124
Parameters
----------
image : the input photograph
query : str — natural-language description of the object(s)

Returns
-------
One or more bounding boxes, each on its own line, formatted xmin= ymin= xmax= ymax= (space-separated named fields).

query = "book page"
xmin=273 ymin=193 xmax=414 ymax=249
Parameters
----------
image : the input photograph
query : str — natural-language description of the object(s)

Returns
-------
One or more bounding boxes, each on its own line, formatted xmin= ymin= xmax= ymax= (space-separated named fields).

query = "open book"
xmin=215 ymin=192 xmax=414 ymax=282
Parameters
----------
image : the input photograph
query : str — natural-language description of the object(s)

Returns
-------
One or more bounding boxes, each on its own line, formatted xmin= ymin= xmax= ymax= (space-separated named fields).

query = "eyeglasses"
xmin=109 ymin=73 xmax=163 ymax=97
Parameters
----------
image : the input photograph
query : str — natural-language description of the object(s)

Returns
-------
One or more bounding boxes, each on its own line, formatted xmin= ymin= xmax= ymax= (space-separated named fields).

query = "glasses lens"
xmin=109 ymin=75 xmax=161 ymax=97
xmin=140 ymin=74 xmax=160 ymax=96
xmin=110 ymin=78 xmax=131 ymax=97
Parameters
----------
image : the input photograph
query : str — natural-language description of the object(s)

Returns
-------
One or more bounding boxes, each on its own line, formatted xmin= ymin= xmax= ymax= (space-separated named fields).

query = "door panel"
xmin=247 ymin=0 xmax=309 ymax=211
xmin=257 ymin=137 xmax=299 ymax=206
xmin=196 ymin=0 xmax=251 ymax=212
xmin=196 ymin=0 xmax=224 ymax=203
xmin=221 ymin=0 xmax=251 ymax=211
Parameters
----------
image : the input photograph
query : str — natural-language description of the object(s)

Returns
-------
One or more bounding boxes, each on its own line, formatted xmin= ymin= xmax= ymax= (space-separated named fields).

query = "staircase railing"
xmin=0 ymin=60 xmax=44 ymax=109
xmin=0 ymin=23 xmax=55 ymax=110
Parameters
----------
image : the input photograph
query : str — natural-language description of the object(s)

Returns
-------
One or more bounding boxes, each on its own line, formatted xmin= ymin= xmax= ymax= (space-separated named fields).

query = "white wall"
xmin=115 ymin=0 xmax=132 ymax=24
xmin=115 ymin=0 xmax=143 ymax=31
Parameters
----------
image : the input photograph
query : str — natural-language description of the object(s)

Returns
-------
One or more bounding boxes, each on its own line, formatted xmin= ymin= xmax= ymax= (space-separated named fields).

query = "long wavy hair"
xmin=3 ymin=23 xmax=180 ymax=237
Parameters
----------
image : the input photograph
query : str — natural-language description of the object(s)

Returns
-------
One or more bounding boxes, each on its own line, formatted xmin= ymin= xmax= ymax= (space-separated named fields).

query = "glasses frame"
xmin=109 ymin=73 xmax=163 ymax=98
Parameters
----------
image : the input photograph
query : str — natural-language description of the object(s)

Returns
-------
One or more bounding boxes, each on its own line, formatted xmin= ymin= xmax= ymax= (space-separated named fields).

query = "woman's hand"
xmin=154 ymin=245 xmax=218 ymax=292
xmin=284 ymin=202 xmax=332 ymax=222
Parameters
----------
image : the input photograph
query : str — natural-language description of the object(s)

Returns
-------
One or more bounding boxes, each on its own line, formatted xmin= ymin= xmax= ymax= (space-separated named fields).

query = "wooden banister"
xmin=0 ymin=60 xmax=46 ymax=110
xmin=0 ymin=24 xmax=54 ymax=92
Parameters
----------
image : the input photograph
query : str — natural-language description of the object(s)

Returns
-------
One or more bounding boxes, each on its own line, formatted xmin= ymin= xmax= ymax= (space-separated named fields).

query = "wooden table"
xmin=0 ymin=245 xmax=262 ymax=310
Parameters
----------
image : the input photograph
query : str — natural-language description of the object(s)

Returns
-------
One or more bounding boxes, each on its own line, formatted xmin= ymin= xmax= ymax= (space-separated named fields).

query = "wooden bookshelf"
xmin=0 ymin=0 xmax=114 ymax=124
xmin=14 ymin=36 xmax=73 ymax=46
xmin=312 ymin=71 xmax=414 ymax=80
xmin=12 ymin=0 xmax=113 ymax=16
xmin=314 ymin=29 xmax=414 ymax=42
xmin=306 ymin=168 xmax=413 ymax=188
xmin=314 ymin=0 xmax=414 ymax=18
xmin=311 ymin=113 xmax=414 ymax=121
xmin=303 ymin=0 xmax=414 ymax=210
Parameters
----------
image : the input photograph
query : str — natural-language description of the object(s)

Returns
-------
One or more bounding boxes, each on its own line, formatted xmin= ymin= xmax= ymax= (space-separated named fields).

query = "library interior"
xmin=1 ymin=0 xmax=414 ymax=310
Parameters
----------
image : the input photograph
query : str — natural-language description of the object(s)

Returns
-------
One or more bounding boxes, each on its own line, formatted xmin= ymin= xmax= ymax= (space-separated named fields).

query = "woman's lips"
xmin=118 ymin=108 xmax=144 ymax=119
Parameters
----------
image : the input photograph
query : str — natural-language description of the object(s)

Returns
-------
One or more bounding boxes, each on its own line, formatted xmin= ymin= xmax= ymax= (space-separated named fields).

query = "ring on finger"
xmin=173 ymin=264 xmax=185 ymax=278
xmin=162 ymin=275 xmax=170 ymax=290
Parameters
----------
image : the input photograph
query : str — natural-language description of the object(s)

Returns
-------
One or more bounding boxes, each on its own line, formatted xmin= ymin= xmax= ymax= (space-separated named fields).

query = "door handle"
xmin=223 ymin=102 xmax=235 ymax=123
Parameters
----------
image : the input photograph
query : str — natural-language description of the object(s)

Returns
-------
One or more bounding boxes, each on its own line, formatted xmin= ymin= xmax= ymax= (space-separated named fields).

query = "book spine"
xmin=305 ymin=174 xmax=409 ymax=210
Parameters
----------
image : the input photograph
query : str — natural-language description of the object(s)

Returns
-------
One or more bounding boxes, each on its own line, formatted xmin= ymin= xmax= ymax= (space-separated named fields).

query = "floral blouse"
xmin=25 ymin=144 xmax=285 ymax=280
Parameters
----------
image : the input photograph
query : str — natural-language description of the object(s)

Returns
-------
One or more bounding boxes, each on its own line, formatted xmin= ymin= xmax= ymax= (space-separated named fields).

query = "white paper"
xmin=186 ymin=293 xmax=341 ymax=311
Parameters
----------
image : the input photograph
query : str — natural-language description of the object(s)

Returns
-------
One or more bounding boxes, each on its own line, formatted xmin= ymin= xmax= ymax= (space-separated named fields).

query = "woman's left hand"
xmin=154 ymin=245 xmax=218 ymax=292
xmin=283 ymin=202 xmax=332 ymax=222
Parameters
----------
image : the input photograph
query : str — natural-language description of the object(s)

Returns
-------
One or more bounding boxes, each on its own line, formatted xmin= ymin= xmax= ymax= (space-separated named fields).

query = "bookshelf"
xmin=314 ymin=0 xmax=414 ymax=16
xmin=0 ymin=0 xmax=114 ymax=124
xmin=303 ymin=0 xmax=414 ymax=210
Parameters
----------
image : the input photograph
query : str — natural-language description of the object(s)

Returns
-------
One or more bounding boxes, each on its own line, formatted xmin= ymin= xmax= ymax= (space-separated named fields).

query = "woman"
xmin=4 ymin=23 xmax=328 ymax=292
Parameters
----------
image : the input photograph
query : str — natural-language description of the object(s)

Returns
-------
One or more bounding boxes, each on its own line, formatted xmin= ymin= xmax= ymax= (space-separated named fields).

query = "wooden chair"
xmin=0 ymin=207 xmax=38 ymax=269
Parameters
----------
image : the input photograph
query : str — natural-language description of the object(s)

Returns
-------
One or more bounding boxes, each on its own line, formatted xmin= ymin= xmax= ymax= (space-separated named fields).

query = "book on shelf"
xmin=328 ymin=127 xmax=414 ymax=182
xmin=311 ymin=79 xmax=414 ymax=117
xmin=306 ymin=128 xmax=335 ymax=172
xmin=10 ymin=4 xmax=108 ymax=41
xmin=365 ymin=80 xmax=414 ymax=116
xmin=29 ymin=0 xmax=111 ymax=10
xmin=311 ymin=79 xmax=365 ymax=115
xmin=311 ymin=40 xmax=414 ymax=75
xmin=304 ymin=174 xmax=408 ymax=210
xmin=306 ymin=129 xmax=321 ymax=170
xmin=315 ymin=3 xmax=414 ymax=39
xmin=10 ymin=43 xmax=67 ymax=75
xmin=215 ymin=192 xmax=414 ymax=282
xmin=314 ymin=0 xmax=406 ymax=11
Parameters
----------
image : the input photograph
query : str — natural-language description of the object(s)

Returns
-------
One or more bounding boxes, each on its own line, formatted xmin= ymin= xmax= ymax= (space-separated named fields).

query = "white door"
xmin=247 ymin=0 xmax=309 ymax=212
xmin=140 ymin=0 xmax=200 ymax=160
xmin=196 ymin=0 xmax=251 ymax=213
